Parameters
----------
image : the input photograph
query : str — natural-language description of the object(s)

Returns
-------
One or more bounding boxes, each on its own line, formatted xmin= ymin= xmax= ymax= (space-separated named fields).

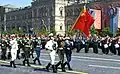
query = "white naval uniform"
xmin=10 ymin=38 xmax=18 ymax=61
xmin=45 ymin=40 xmax=58 ymax=65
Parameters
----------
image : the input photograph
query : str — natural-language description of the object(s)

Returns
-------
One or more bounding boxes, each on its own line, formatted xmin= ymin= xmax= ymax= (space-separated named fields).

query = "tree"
xmin=102 ymin=27 xmax=112 ymax=37
xmin=66 ymin=26 xmax=76 ymax=36
xmin=50 ymin=25 xmax=56 ymax=35
xmin=90 ymin=26 xmax=98 ymax=35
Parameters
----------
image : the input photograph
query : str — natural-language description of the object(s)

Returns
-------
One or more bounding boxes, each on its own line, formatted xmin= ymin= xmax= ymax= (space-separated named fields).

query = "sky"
xmin=0 ymin=0 xmax=32 ymax=8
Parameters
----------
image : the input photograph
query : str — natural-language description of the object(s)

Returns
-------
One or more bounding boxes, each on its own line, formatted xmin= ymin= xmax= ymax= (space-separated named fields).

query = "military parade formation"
xmin=0 ymin=33 xmax=120 ymax=73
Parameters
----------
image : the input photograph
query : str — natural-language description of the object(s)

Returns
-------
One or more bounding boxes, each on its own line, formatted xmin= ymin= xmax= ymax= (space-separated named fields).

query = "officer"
xmin=63 ymin=37 xmax=73 ymax=70
xmin=1 ymin=36 xmax=7 ymax=60
xmin=45 ymin=33 xmax=58 ymax=73
xmin=55 ymin=34 xmax=66 ymax=72
xmin=33 ymin=36 xmax=42 ymax=65
xmin=10 ymin=34 xmax=18 ymax=68
xmin=22 ymin=35 xmax=31 ymax=66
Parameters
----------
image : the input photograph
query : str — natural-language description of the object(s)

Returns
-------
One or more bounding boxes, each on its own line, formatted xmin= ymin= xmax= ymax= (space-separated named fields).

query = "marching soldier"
xmin=92 ymin=34 xmax=98 ymax=54
xmin=33 ymin=36 xmax=42 ymax=65
xmin=22 ymin=35 xmax=31 ymax=66
xmin=1 ymin=36 xmax=7 ymax=60
xmin=55 ymin=35 xmax=66 ymax=72
xmin=45 ymin=34 xmax=58 ymax=73
xmin=75 ymin=35 xmax=82 ymax=53
xmin=10 ymin=34 xmax=18 ymax=68
xmin=63 ymin=37 xmax=73 ymax=70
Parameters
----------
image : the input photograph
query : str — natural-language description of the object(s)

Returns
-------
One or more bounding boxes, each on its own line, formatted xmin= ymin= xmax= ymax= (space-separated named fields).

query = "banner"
xmin=118 ymin=8 xmax=120 ymax=28
xmin=90 ymin=9 xmax=101 ymax=29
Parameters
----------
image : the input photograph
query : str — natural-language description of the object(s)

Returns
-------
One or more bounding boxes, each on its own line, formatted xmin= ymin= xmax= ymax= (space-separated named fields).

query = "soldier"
xmin=30 ymin=35 xmax=35 ymax=58
xmin=22 ymin=35 xmax=31 ymax=66
xmin=92 ymin=34 xmax=98 ymax=54
xmin=33 ymin=36 xmax=42 ymax=65
xmin=117 ymin=36 xmax=120 ymax=55
xmin=63 ymin=37 xmax=73 ymax=70
xmin=103 ymin=35 xmax=110 ymax=54
xmin=75 ymin=34 xmax=82 ymax=53
xmin=55 ymin=35 xmax=66 ymax=72
xmin=10 ymin=34 xmax=18 ymax=68
xmin=1 ymin=35 xmax=7 ymax=60
xmin=45 ymin=34 xmax=58 ymax=73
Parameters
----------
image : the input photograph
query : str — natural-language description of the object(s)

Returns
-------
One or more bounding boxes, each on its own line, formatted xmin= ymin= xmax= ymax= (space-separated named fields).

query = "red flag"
xmin=72 ymin=7 xmax=86 ymax=31
xmin=83 ymin=11 xmax=95 ymax=37
xmin=72 ymin=6 xmax=94 ymax=37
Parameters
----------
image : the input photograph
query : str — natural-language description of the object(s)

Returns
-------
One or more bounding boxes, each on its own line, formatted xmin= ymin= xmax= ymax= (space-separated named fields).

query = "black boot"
xmin=10 ymin=61 xmax=12 ymax=67
xmin=27 ymin=59 xmax=31 ymax=66
xmin=23 ymin=60 xmax=25 ymax=66
xmin=55 ymin=61 xmax=61 ymax=70
xmin=37 ymin=58 xmax=42 ymax=65
xmin=46 ymin=63 xmax=51 ymax=71
xmin=67 ymin=62 xmax=73 ymax=70
xmin=12 ymin=61 xmax=16 ymax=68
xmin=61 ymin=63 xmax=66 ymax=72
xmin=33 ymin=58 xmax=37 ymax=64
xmin=52 ymin=65 xmax=57 ymax=73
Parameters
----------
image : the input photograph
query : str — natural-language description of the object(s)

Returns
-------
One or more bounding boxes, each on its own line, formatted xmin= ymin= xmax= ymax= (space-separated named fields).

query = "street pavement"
xmin=0 ymin=48 xmax=120 ymax=74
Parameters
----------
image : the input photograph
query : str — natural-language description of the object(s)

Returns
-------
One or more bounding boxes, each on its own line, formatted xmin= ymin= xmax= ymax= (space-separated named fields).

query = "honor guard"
xmin=45 ymin=34 xmax=58 ymax=73
xmin=92 ymin=34 xmax=98 ymax=54
xmin=10 ymin=34 xmax=18 ymax=68
xmin=75 ymin=35 xmax=83 ymax=53
xmin=103 ymin=35 xmax=110 ymax=54
xmin=22 ymin=36 xmax=31 ymax=66
xmin=1 ymin=36 xmax=7 ymax=60
xmin=33 ymin=36 xmax=42 ymax=65
xmin=55 ymin=35 xmax=66 ymax=72
xmin=63 ymin=37 xmax=73 ymax=70
xmin=117 ymin=36 xmax=120 ymax=55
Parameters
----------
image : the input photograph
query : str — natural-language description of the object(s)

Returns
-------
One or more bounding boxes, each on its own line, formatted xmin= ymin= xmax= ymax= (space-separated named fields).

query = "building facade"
xmin=0 ymin=4 xmax=18 ymax=32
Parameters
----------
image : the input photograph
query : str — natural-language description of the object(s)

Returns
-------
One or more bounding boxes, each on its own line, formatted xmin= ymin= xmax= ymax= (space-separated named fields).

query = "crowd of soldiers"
xmin=0 ymin=33 xmax=120 ymax=73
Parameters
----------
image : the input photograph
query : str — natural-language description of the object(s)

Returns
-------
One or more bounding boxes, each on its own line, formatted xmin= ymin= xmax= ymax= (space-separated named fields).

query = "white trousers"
xmin=49 ymin=50 xmax=56 ymax=65
xmin=11 ymin=49 xmax=17 ymax=61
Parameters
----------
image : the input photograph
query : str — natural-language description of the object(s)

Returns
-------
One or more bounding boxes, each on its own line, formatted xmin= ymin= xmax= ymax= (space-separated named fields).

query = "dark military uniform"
xmin=22 ymin=38 xmax=31 ymax=66
xmin=55 ymin=37 xmax=65 ymax=72
xmin=1 ymin=39 xmax=7 ymax=60
xmin=63 ymin=38 xmax=73 ymax=70
xmin=33 ymin=37 xmax=42 ymax=65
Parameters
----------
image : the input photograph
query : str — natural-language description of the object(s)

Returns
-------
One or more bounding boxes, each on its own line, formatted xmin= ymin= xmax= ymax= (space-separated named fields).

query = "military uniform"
xmin=55 ymin=37 xmax=66 ymax=72
xmin=22 ymin=37 xmax=31 ymax=66
xmin=33 ymin=37 xmax=42 ymax=65
xmin=10 ymin=36 xmax=18 ymax=68
xmin=45 ymin=37 xmax=58 ymax=73
xmin=1 ymin=38 xmax=7 ymax=60
xmin=63 ymin=37 xmax=73 ymax=70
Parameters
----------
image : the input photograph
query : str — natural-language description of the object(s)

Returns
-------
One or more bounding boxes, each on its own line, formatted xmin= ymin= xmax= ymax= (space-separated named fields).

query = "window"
xmin=60 ymin=26 xmax=62 ymax=30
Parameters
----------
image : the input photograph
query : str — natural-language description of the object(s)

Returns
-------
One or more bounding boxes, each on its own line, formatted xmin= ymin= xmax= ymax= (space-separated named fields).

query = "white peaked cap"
xmin=11 ymin=34 xmax=15 ymax=37
xmin=49 ymin=33 xmax=53 ymax=36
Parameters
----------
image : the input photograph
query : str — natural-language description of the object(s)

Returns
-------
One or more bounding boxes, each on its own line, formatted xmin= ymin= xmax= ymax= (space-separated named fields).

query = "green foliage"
xmin=40 ymin=25 xmax=49 ymax=36
xmin=90 ymin=26 xmax=97 ymax=35
xmin=102 ymin=27 xmax=112 ymax=37
xmin=66 ymin=26 xmax=75 ymax=36
xmin=50 ymin=25 xmax=56 ymax=35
